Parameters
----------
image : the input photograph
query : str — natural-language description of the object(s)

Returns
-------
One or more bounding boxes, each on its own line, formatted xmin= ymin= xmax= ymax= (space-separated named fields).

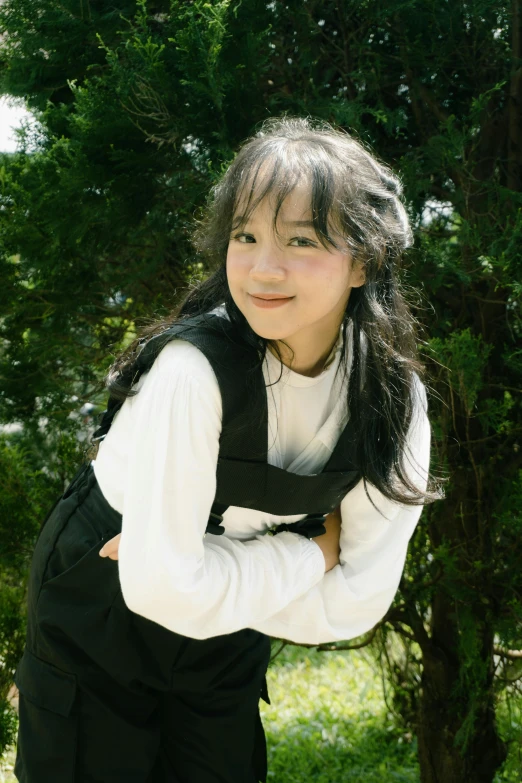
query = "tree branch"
xmin=508 ymin=0 xmax=522 ymax=191
xmin=493 ymin=646 xmax=522 ymax=659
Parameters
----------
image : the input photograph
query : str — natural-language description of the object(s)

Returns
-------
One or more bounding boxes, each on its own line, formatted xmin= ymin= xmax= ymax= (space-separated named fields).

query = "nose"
xmin=249 ymin=242 xmax=286 ymax=281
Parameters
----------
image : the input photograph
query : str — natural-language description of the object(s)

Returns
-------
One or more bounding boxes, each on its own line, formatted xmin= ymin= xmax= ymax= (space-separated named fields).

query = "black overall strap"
xmin=90 ymin=313 xmax=265 ymax=536
xmin=91 ymin=313 xmax=262 ymax=446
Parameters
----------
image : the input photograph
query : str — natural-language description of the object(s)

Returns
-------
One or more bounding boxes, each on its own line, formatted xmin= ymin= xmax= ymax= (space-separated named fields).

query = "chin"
xmin=251 ymin=328 xmax=287 ymax=340
xmin=242 ymin=316 xmax=289 ymax=341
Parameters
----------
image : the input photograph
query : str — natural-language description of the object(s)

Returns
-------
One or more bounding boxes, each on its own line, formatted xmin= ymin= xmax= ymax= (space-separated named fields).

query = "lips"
xmin=248 ymin=293 xmax=294 ymax=309
xmin=250 ymin=293 xmax=294 ymax=300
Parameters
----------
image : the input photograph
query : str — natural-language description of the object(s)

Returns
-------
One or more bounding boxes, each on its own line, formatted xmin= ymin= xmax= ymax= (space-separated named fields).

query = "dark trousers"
xmin=14 ymin=463 xmax=271 ymax=782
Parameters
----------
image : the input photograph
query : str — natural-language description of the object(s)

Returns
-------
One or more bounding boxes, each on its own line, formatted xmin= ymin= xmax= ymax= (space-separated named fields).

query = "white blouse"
xmin=92 ymin=308 xmax=431 ymax=644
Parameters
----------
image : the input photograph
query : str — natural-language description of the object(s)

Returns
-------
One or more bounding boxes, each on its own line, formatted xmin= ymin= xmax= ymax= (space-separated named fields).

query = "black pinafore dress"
xmin=13 ymin=313 xmax=361 ymax=783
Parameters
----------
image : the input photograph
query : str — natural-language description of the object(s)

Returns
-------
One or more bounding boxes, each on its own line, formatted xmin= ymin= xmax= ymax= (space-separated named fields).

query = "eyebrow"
xmin=233 ymin=216 xmax=316 ymax=229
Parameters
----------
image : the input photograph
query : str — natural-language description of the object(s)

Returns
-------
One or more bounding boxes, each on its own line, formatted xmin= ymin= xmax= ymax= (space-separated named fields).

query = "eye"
xmin=289 ymin=236 xmax=318 ymax=248
xmin=232 ymin=233 xmax=255 ymax=243
xmin=231 ymin=233 xmax=318 ymax=247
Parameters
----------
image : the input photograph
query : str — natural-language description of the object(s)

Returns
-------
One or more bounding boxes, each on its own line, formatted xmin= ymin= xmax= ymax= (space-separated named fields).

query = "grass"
xmin=1 ymin=643 xmax=521 ymax=782
xmin=261 ymin=644 xmax=420 ymax=783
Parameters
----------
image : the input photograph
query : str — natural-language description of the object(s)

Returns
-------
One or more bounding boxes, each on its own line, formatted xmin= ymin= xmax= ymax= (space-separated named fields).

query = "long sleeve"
xmin=116 ymin=340 xmax=326 ymax=639
xmin=250 ymin=375 xmax=431 ymax=644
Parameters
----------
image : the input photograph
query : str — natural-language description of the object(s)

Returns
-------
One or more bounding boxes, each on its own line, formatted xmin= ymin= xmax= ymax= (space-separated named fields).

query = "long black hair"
xmin=101 ymin=116 xmax=444 ymax=509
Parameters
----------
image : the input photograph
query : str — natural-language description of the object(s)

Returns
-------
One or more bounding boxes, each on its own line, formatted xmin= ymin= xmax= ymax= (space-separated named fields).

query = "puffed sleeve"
xmin=250 ymin=374 xmax=432 ymax=644
xmin=117 ymin=339 xmax=326 ymax=639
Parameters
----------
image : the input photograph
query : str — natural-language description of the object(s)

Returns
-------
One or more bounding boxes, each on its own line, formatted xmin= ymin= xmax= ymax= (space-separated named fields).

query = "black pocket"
xmin=14 ymin=649 xmax=77 ymax=782
xmin=40 ymin=530 xmax=114 ymax=591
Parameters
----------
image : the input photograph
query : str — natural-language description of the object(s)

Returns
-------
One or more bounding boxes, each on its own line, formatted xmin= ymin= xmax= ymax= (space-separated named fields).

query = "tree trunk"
xmin=416 ymin=582 xmax=508 ymax=782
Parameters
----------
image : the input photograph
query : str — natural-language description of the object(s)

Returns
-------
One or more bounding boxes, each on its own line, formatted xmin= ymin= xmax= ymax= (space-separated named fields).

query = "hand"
xmin=311 ymin=506 xmax=341 ymax=572
xmin=99 ymin=534 xmax=121 ymax=560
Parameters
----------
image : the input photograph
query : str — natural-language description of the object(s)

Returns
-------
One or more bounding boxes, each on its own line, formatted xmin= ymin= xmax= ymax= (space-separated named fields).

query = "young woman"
xmin=14 ymin=115 xmax=442 ymax=782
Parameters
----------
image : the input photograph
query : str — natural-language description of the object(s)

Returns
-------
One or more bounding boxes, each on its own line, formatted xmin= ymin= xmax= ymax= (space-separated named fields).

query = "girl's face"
xmin=226 ymin=180 xmax=365 ymax=364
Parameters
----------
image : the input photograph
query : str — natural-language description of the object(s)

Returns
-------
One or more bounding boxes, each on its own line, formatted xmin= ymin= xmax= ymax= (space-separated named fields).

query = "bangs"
xmin=229 ymin=141 xmax=343 ymax=251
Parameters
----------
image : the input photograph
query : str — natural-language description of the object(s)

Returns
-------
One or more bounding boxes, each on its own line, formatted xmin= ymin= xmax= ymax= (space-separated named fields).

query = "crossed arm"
xmin=100 ymin=505 xmax=342 ymax=568
xmin=94 ymin=339 xmax=430 ymax=643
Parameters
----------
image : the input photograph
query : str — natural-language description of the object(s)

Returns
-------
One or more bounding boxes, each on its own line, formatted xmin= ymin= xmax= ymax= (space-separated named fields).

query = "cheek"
xmin=226 ymin=248 xmax=250 ymax=281
xmin=294 ymin=255 xmax=349 ymax=290
xmin=226 ymin=249 xmax=244 ymax=294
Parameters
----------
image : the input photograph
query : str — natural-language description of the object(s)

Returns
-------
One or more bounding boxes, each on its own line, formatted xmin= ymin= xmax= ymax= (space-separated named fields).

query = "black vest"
xmin=91 ymin=313 xmax=361 ymax=539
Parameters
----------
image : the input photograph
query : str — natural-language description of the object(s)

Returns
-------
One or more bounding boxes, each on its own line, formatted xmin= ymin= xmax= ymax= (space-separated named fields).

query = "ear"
xmin=351 ymin=261 xmax=366 ymax=288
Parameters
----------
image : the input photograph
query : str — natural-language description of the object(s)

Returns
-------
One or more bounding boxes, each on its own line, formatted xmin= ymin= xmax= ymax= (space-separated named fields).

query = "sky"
xmin=0 ymin=95 xmax=33 ymax=152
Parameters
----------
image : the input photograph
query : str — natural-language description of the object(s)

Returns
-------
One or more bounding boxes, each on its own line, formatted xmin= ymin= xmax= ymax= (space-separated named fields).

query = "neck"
xmin=267 ymin=323 xmax=342 ymax=378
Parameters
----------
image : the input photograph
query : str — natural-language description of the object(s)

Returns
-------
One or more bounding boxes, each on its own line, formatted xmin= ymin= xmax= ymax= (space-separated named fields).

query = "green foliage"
xmin=0 ymin=434 xmax=58 ymax=750
xmin=167 ymin=0 xmax=234 ymax=114
xmin=425 ymin=329 xmax=493 ymax=416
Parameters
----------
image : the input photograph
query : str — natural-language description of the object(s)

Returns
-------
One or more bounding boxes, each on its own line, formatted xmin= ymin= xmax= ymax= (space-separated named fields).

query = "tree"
xmin=0 ymin=1 xmax=520 ymax=780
